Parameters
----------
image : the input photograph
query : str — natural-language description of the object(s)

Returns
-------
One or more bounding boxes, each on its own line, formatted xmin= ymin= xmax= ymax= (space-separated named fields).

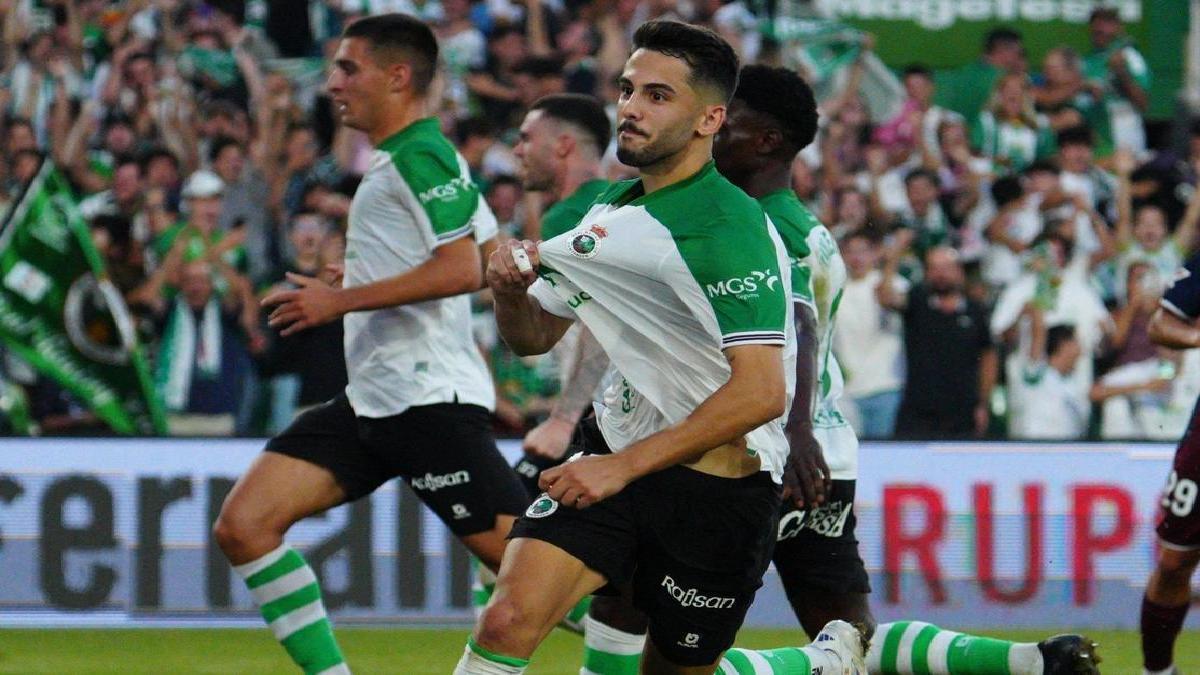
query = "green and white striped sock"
xmin=454 ymin=636 xmax=530 ymax=674
xmin=580 ymin=614 xmax=644 ymax=675
xmin=867 ymin=621 xmax=1042 ymax=675
xmin=233 ymin=543 xmax=349 ymax=675
xmin=717 ymin=645 xmax=842 ymax=674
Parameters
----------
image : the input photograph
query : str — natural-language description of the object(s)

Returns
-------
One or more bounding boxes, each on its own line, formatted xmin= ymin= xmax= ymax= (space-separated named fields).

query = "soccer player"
xmin=459 ymin=20 xmax=866 ymax=675
xmin=1141 ymin=259 xmax=1200 ymax=675
xmin=712 ymin=63 xmax=1100 ymax=675
xmin=213 ymin=15 xmax=529 ymax=674
xmin=509 ymin=93 xmax=614 ymax=491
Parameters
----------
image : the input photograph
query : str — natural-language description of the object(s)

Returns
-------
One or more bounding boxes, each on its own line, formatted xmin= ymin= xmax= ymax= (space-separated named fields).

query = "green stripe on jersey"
xmin=378 ymin=117 xmax=479 ymax=240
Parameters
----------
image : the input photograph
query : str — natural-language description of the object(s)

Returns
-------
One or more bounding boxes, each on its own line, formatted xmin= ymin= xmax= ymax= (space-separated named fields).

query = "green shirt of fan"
xmin=1082 ymin=38 xmax=1150 ymax=156
xmin=154 ymin=222 xmax=248 ymax=273
xmin=935 ymin=59 xmax=1003 ymax=120
xmin=539 ymin=178 xmax=611 ymax=240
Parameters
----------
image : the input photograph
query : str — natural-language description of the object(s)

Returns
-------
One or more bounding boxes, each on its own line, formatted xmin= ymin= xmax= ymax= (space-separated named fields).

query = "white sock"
xmin=580 ymin=614 xmax=645 ymax=675
xmin=453 ymin=640 xmax=528 ymax=675
xmin=1144 ymin=667 xmax=1175 ymax=675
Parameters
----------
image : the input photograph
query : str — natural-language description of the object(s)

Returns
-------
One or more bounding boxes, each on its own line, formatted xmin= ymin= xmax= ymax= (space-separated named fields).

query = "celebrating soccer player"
xmin=712 ymin=63 xmax=1100 ymax=675
xmin=213 ymin=15 xmax=531 ymax=674
xmin=459 ymin=19 xmax=867 ymax=675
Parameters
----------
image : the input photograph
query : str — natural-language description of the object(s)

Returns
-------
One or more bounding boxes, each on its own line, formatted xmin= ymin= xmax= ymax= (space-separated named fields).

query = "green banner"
xmin=0 ymin=160 xmax=167 ymax=435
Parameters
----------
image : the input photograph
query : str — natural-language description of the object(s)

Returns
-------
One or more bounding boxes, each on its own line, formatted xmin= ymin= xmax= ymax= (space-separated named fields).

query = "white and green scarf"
xmin=156 ymin=298 xmax=222 ymax=412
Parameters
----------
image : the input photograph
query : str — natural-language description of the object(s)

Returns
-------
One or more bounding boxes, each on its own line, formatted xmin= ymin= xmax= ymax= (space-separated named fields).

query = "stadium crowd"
xmin=0 ymin=0 xmax=1195 ymax=441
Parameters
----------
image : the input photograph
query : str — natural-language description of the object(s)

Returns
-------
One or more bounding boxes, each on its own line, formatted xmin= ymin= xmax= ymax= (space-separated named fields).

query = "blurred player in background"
xmin=1141 ymin=255 xmax=1200 ymax=675
xmin=712 ymin=63 xmax=1100 ymax=675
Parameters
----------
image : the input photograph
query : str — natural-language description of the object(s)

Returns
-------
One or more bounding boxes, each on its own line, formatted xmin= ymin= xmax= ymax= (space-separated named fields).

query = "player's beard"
xmin=616 ymin=123 xmax=692 ymax=169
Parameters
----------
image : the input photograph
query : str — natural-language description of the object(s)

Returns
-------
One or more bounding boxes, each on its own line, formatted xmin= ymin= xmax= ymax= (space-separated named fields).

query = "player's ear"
xmin=760 ymin=128 xmax=784 ymax=156
xmin=555 ymin=132 xmax=576 ymax=159
xmin=698 ymin=104 xmax=726 ymax=138
xmin=387 ymin=61 xmax=412 ymax=94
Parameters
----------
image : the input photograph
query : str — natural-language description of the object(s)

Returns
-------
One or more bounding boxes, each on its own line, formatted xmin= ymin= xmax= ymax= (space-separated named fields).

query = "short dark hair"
xmin=1046 ymin=324 xmax=1077 ymax=358
xmin=844 ymin=228 xmax=883 ymax=247
xmin=904 ymin=167 xmax=940 ymax=187
xmin=991 ymin=175 xmax=1024 ymax=208
xmin=208 ymin=136 xmax=242 ymax=165
xmin=984 ymin=27 xmax=1022 ymax=54
xmin=531 ymin=93 xmax=612 ymax=156
xmin=902 ymin=63 xmax=933 ymax=79
xmin=342 ymin=13 xmax=438 ymax=94
xmin=632 ymin=20 xmax=739 ymax=103
xmin=1024 ymin=159 xmax=1060 ymax=176
xmin=455 ymin=116 xmax=495 ymax=145
xmin=1056 ymin=125 xmax=1093 ymax=148
xmin=139 ymin=146 xmax=178 ymax=173
xmin=1089 ymin=7 xmax=1120 ymax=23
xmin=732 ymin=64 xmax=818 ymax=155
xmin=487 ymin=174 xmax=521 ymax=194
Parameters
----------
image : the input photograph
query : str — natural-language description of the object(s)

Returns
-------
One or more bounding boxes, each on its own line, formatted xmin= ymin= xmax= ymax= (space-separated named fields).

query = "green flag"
xmin=0 ymin=160 xmax=166 ymax=435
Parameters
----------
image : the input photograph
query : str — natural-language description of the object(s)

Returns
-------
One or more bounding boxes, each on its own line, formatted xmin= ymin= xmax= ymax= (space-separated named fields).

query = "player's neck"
xmin=366 ymin=98 xmax=429 ymax=146
xmin=736 ymin=163 xmax=791 ymax=200
xmin=639 ymin=141 xmax=712 ymax=194
xmin=556 ymin=160 xmax=601 ymax=202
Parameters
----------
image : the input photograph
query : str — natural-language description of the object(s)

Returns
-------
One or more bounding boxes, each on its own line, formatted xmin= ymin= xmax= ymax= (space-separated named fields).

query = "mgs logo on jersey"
xmin=410 ymin=470 xmax=470 ymax=492
xmin=417 ymin=176 xmax=474 ymax=203
xmin=704 ymin=269 xmax=780 ymax=301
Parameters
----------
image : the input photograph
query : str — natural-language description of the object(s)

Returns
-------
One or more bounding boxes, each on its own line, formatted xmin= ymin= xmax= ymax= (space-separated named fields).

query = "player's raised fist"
xmin=487 ymin=239 xmax=541 ymax=298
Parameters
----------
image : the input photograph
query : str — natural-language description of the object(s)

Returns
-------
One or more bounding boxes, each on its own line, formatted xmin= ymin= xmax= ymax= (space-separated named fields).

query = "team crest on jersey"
xmin=525 ymin=494 xmax=559 ymax=518
xmin=568 ymin=224 xmax=606 ymax=259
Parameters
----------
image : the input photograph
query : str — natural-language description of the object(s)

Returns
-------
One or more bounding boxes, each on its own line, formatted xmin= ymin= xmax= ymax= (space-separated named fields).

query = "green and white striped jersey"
xmin=759 ymin=189 xmax=858 ymax=480
xmin=528 ymin=162 xmax=795 ymax=481
xmin=343 ymin=117 xmax=498 ymax=418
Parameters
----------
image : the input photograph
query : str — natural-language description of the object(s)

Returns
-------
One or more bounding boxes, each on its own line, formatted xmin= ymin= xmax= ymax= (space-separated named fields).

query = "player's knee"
xmin=475 ymin=596 xmax=540 ymax=654
xmin=1155 ymin=549 xmax=1200 ymax=585
xmin=212 ymin=505 xmax=276 ymax=559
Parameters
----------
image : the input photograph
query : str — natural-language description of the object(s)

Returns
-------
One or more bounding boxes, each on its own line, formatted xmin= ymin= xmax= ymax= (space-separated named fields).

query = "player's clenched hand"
xmin=262 ymin=272 xmax=345 ymax=337
xmin=487 ymin=239 xmax=540 ymax=299
xmin=781 ymin=429 xmax=830 ymax=509
xmin=538 ymin=454 xmax=630 ymax=509
xmin=522 ymin=415 xmax=575 ymax=460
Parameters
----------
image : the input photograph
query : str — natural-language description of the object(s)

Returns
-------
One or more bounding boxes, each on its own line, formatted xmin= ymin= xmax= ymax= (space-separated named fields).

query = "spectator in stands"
xmin=79 ymin=155 xmax=143 ymax=224
xmin=972 ymin=72 xmax=1056 ymax=174
xmin=834 ymin=230 xmax=906 ymax=438
xmin=1113 ymin=150 xmax=1200 ymax=300
xmin=873 ymin=64 xmax=962 ymax=166
xmin=1082 ymin=7 xmax=1151 ymax=155
xmin=210 ymin=135 xmax=274 ymax=283
xmin=878 ymin=232 xmax=998 ymax=438
xmin=512 ymin=55 xmax=567 ymax=110
xmin=556 ymin=16 xmax=601 ymax=95
xmin=938 ymin=27 xmax=1024 ymax=120
xmin=435 ymin=0 xmax=486 ymax=118
xmin=468 ymin=24 xmax=527 ymax=130
xmin=1032 ymin=47 xmax=1104 ymax=136
xmin=1011 ymin=305 xmax=1089 ymax=440
xmin=485 ymin=175 xmax=523 ymax=239
xmin=1057 ymin=126 xmax=1115 ymax=215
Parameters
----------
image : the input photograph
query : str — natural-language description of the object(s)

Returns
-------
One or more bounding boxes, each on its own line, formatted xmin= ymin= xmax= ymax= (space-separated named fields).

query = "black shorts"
xmin=772 ymin=479 xmax=871 ymax=596
xmin=266 ymin=393 xmax=528 ymax=536
xmin=1158 ymin=398 xmax=1200 ymax=551
xmin=510 ymin=419 xmax=781 ymax=666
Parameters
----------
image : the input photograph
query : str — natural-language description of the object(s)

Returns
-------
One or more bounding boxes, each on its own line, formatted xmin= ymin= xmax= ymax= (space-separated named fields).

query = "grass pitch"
xmin=0 ymin=627 xmax=1196 ymax=673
